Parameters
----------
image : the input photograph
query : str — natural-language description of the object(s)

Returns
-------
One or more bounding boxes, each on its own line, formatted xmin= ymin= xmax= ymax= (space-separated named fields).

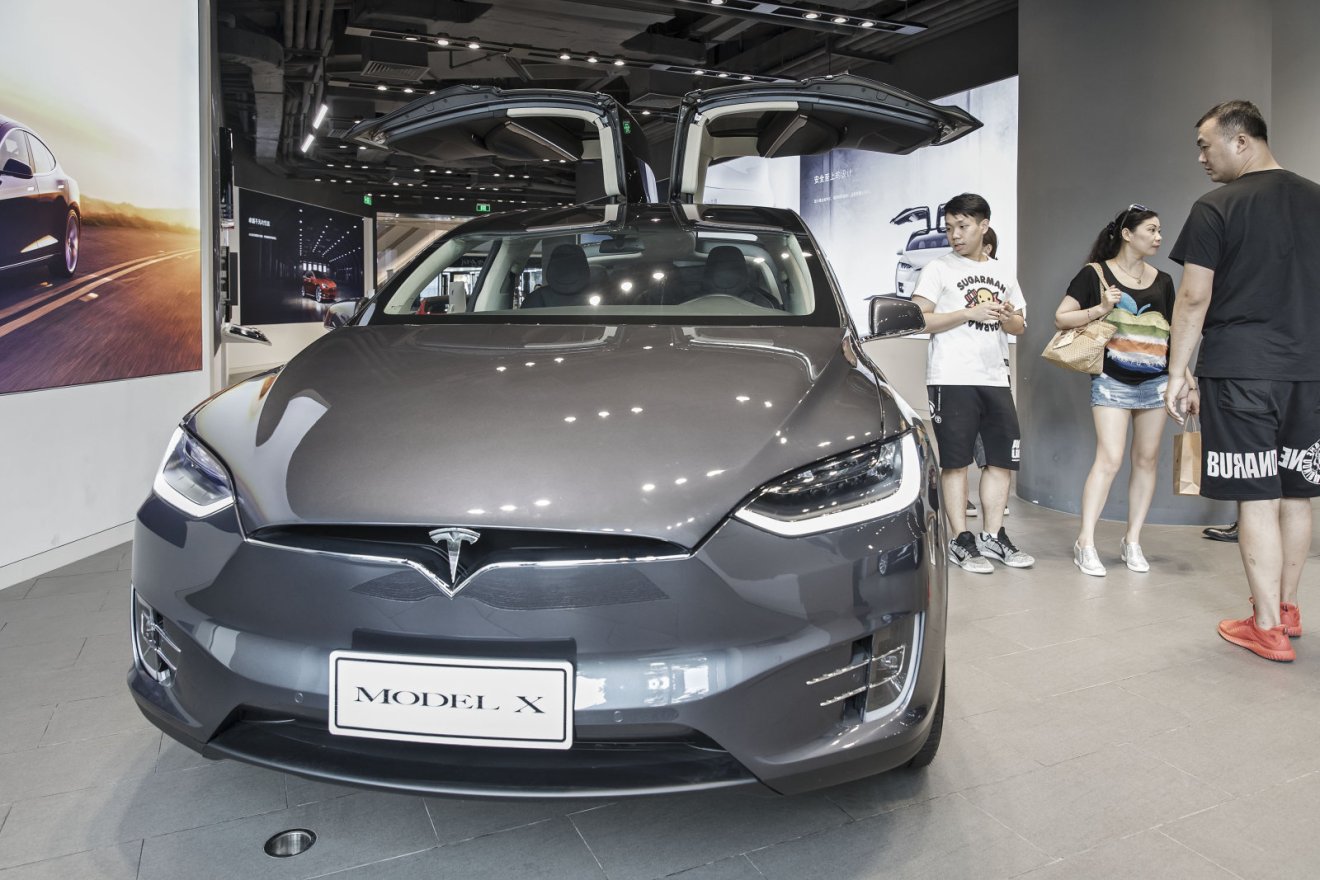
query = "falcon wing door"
xmin=669 ymin=74 xmax=980 ymax=203
xmin=347 ymin=86 xmax=653 ymax=204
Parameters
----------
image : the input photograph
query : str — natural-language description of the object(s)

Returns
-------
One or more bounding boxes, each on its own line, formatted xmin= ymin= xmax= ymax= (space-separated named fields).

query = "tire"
xmin=905 ymin=665 xmax=945 ymax=769
xmin=49 ymin=209 xmax=79 ymax=278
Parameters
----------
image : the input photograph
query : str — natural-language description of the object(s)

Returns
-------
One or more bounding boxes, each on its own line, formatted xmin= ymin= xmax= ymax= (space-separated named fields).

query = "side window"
xmin=0 ymin=131 xmax=30 ymax=172
xmin=28 ymin=135 xmax=56 ymax=174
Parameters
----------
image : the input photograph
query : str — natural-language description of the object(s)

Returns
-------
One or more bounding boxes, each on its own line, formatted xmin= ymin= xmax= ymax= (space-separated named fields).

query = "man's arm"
xmin=997 ymin=300 xmax=1026 ymax=337
xmin=1164 ymin=262 xmax=1214 ymax=422
xmin=914 ymin=295 xmax=975 ymax=333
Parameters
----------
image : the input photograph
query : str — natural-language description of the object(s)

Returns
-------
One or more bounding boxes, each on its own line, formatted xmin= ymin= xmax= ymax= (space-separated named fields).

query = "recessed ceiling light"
xmin=717 ymin=72 xmax=729 ymax=78
xmin=741 ymin=74 xmax=752 ymax=80
xmin=693 ymin=68 xmax=705 ymax=75
xmin=832 ymin=16 xmax=847 ymax=24
xmin=559 ymin=50 xmax=571 ymax=60
xmin=641 ymin=109 xmax=651 ymax=115
xmin=803 ymin=11 xmax=819 ymax=19
xmin=860 ymin=20 xmax=875 ymax=28
xmin=467 ymin=40 xmax=480 ymax=49
xmin=710 ymin=0 xmax=724 ymax=4
xmin=436 ymin=38 xmax=450 ymax=46
xmin=586 ymin=55 xmax=598 ymax=63
xmin=405 ymin=35 xmax=418 ymax=41
xmin=376 ymin=84 xmax=387 ymax=91
xmin=614 ymin=58 xmax=625 ymax=66
xmin=402 ymin=87 xmax=414 ymax=94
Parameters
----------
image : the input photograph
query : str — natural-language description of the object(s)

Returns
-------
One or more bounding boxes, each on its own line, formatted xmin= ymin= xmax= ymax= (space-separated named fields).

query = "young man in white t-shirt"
xmin=912 ymin=193 xmax=1034 ymax=573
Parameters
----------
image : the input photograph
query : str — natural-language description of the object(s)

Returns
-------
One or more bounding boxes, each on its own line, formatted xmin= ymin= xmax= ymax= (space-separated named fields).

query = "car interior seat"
xmin=523 ymin=244 xmax=596 ymax=308
xmin=699 ymin=246 xmax=780 ymax=309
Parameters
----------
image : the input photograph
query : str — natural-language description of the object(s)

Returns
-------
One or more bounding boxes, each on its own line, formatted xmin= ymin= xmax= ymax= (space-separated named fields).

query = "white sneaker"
xmin=1073 ymin=541 xmax=1106 ymax=577
xmin=978 ymin=529 xmax=1035 ymax=568
xmin=1120 ymin=539 xmax=1149 ymax=573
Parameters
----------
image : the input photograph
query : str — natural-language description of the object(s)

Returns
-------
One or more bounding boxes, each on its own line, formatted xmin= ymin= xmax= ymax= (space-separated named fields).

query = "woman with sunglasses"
xmin=1054 ymin=205 xmax=1194 ymax=576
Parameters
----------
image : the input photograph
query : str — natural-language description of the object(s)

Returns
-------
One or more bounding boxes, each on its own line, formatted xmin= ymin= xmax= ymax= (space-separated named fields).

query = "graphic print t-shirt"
xmin=1067 ymin=262 xmax=1174 ymax=384
xmin=914 ymin=252 xmax=1026 ymax=386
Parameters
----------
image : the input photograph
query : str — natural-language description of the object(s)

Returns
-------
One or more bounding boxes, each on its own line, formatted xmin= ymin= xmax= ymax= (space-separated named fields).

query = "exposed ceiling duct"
xmin=219 ymin=26 xmax=286 ymax=165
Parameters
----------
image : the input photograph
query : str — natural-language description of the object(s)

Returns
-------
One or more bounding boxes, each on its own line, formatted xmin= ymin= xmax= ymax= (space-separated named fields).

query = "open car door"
xmin=347 ymin=86 xmax=653 ymax=204
xmin=669 ymin=74 xmax=980 ymax=203
xmin=889 ymin=205 xmax=931 ymax=232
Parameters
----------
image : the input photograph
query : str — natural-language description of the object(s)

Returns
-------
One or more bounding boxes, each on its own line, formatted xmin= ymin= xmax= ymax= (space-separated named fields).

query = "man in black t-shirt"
xmin=1167 ymin=100 xmax=1320 ymax=663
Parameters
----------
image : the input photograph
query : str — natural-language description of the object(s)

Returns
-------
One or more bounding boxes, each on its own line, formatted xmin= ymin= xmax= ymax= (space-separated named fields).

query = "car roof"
xmin=445 ymin=201 xmax=812 ymax=238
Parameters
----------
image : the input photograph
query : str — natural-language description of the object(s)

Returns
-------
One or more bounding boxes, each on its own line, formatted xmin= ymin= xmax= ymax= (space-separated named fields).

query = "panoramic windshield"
xmin=370 ymin=215 xmax=839 ymax=326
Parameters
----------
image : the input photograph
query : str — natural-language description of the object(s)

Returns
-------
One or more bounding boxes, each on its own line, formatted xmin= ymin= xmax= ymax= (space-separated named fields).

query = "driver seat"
xmin=699 ymin=246 xmax=777 ymax=308
xmin=524 ymin=245 xmax=594 ymax=308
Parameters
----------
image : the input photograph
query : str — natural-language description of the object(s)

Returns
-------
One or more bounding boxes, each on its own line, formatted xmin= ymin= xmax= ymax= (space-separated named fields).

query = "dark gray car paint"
xmin=192 ymin=323 xmax=906 ymax=547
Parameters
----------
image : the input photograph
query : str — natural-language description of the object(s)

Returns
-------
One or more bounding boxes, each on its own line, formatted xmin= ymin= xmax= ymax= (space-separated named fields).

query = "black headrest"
xmin=703 ymin=246 xmax=748 ymax=293
xmin=546 ymin=245 xmax=590 ymax=295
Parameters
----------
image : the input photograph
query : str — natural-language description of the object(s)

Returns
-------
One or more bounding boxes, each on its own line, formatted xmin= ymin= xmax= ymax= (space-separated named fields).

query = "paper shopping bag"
xmin=1172 ymin=415 xmax=1201 ymax=496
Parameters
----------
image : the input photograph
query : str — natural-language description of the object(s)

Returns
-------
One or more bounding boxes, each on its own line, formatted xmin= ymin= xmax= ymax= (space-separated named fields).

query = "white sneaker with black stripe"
xmin=978 ymin=528 xmax=1035 ymax=568
xmin=949 ymin=531 xmax=994 ymax=574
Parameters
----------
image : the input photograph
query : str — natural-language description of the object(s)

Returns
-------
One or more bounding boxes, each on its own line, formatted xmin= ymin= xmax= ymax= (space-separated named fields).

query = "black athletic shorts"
xmin=927 ymin=385 xmax=1021 ymax=470
xmin=1199 ymin=378 xmax=1320 ymax=501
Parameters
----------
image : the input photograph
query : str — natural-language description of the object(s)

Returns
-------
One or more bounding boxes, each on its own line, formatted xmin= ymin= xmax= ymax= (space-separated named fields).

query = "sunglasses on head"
xmin=1115 ymin=203 xmax=1148 ymax=229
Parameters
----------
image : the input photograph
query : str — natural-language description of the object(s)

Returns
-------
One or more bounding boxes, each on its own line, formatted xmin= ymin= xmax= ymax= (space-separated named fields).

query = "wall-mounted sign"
xmin=475 ymin=203 xmax=492 ymax=213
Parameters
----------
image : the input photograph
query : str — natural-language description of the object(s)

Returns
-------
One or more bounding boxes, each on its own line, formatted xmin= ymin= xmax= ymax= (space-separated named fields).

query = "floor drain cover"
xmin=264 ymin=829 xmax=316 ymax=858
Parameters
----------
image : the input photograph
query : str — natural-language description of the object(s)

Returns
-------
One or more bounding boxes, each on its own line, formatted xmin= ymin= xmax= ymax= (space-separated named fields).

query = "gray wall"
xmin=1014 ymin=0 xmax=1317 ymax=525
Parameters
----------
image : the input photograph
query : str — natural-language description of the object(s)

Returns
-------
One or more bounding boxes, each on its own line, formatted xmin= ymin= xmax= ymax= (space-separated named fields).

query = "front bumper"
xmin=129 ymin=464 xmax=946 ymax=797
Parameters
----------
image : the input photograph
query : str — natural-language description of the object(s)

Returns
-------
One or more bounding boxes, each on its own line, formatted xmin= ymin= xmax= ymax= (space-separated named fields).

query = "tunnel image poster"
xmin=0 ymin=0 xmax=201 ymax=396
xmin=237 ymin=190 xmax=366 ymax=325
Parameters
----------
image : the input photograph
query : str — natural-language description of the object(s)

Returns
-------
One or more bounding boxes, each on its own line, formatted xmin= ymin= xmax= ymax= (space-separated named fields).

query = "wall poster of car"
xmin=236 ymin=189 xmax=367 ymax=325
xmin=0 ymin=0 xmax=202 ymax=396
xmin=799 ymin=76 xmax=1018 ymax=330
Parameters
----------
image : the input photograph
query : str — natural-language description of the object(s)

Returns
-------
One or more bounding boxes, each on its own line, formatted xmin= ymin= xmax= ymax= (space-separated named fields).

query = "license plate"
xmin=328 ymin=650 xmax=574 ymax=749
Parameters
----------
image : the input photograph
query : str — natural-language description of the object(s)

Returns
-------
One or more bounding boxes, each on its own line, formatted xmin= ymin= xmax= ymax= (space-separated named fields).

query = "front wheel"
xmin=49 ymin=209 xmax=79 ymax=278
xmin=905 ymin=665 xmax=944 ymax=769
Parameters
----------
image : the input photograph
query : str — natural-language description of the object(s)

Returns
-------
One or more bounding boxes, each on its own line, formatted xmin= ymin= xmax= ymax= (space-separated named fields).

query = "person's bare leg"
xmin=942 ymin=467 xmax=969 ymax=537
xmin=1124 ymin=408 xmax=1166 ymax=544
xmin=980 ymin=466 xmax=1012 ymax=536
xmin=1238 ymin=498 xmax=1283 ymax=627
xmin=1077 ymin=406 xmax=1129 ymax=547
xmin=1279 ymin=497 xmax=1312 ymax=607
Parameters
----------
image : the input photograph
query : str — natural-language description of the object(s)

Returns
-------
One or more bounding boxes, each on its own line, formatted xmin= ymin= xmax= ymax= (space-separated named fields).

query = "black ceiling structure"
xmin=217 ymin=0 xmax=1017 ymax=215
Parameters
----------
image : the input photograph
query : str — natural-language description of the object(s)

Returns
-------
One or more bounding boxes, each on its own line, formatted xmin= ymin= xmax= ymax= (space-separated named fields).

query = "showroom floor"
xmin=3 ymin=502 xmax=1320 ymax=880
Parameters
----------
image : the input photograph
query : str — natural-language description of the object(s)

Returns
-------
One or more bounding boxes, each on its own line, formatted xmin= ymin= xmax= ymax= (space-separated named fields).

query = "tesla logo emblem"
xmin=428 ymin=527 xmax=480 ymax=586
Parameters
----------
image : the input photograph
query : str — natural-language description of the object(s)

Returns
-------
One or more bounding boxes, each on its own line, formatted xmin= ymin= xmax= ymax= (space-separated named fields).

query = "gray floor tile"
xmin=0 ymin=842 xmax=142 ymax=880
xmin=970 ymin=635 xmax=1171 ymax=699
xmin=39 ymin=692 xmax=156 ymax=747
xmin=0 ymin=730 xmax=160 ymax=803
xmin=0 ymin=609 xmax=127 ymax=650
xmin=746 ymin=793 xmax=1051 ymax=880
xmin=24 ymin=569 xmax=131 ymax=600
xmin=153 ymin=737 xmax=214 ymax=774
xmin=319 ymin=817 xmax=606 ymax=880
xmin=421 ymin=795 xmax=614 ymax=847
xmin=0 ymin=638 xmax=83 ymax=677
xmin=137 ymin=791 xmax=437 ymax=880
xmin=74 ymin=633 xmax=131 ymax=670
xmin=1135 ymin=697 xmax=1320 ymax=798
xmin=658 ymin=855 xmax=763 ymax=880
xmin=0 ymin=706 xmax=56 ymax=757
xmin=38 ymin=546 xmax=128 ymax=579
xmin=0 ymin=761 xmax=286 ymax=869
xmin=570 ymin=788 xmax=849 ymax=880
xmin=1163 ymin=771 xmax=1320 ymax=880
xmin=0 ymin=590 xmax=114 ymax=626
xmin=962 ymin=682 xmax=1191 ymax=767
xmin=1014 ymin=830 xmax=1238 ymax=880
xmin=285 ymin=776 xmax=361 ymax=808
xmin=1117 ymin=653 xmax=1305 ymax=724
xmin=961 ymin=744 xmax=1230 ymax=858
xmin=0 ymin=657 xmax=130 ymax=707
xmin=944 ymin=659 xmax=1034 ymax=719
xmin=823 ymin=714 xmax=1041 ymax=819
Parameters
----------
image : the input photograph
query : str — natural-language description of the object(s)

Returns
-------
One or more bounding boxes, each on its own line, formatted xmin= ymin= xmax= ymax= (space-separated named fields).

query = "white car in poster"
xmin=891 ymin=204 xmax=949 ymax=298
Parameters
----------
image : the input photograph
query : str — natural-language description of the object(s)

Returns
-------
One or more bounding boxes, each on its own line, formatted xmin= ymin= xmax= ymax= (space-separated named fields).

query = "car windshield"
xmin=370 ymin=215 xmax=840 ymax=327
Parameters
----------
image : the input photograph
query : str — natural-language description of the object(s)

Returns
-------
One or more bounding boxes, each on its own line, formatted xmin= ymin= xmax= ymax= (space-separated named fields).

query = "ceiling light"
xmin=467 ymin=40 xmax=480 ymax=49
xmin=613 ymin=58 xmax=625 ymax=66
xmin=741 ymin=74 xmax=752 ymax=80
xmin=300 ymin=134 xmax=315 ymax=153
xmin=376 ymin=84 xmax=387 ymax=91
xmin=312 ymin=103 xmax=329 ymax=129
xmin=693 ymin=68 xmax=705 ymax=75
xmin=859 ymin=20 xmax=875 ymax=27
xmin=437 ymin=37 xmax=450 ymax=46
xmin=710 ymin=0 xmax=724 ymax=4
xmin=405 ymin=35 xmax=418 ymax=41
xmin=832 ymin=16 xmax=847 ymax=24
xmin=717 ymin=72 xmax=729 ymax=78
xmin=559 ymin=50 xmax=571 ymax=60
xmin=402 ymin=87 xmax=414 ymax=94
xmin=586 ymin=54 xmax=598 ymax=63
xmin=803 ymin=11 xmax=819 ymax=19
xmin=338 ymin=144 xmax=347 ymax=149
xmin=641 ymin=109 xmax=651 ymax=116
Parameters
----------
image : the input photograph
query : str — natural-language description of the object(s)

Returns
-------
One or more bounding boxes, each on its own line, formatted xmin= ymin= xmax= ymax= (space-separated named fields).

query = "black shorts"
xmin=927 ymin=385 xmax=1021 ymax=470
xmin=1199 ymin=378 xmax=1320 ymax=501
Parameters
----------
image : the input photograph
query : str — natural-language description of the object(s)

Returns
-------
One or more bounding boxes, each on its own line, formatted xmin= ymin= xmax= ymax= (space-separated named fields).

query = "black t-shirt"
xmin=1067 ymin=262 xmax=1175 ymax=384
xmin=1169 ymin=169 xmax=1320 ymax=379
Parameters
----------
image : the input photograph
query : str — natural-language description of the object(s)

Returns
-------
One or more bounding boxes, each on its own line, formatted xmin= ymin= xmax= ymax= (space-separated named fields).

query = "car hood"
xmin=192 ymin=323 xmax=907 ymax=547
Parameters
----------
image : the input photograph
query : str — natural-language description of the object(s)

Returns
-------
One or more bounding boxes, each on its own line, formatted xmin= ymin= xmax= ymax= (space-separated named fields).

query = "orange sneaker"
xmin=1218 ymin=615 xmax=1295 ymax=662
xmin=1281 ymin=603 xmax=1302 ymax=638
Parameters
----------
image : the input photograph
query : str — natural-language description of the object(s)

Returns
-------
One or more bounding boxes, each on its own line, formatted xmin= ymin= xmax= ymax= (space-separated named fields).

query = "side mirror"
xmin=865 ymin=295 xmax=925 ymax=340
xmin=323 ymin=300 xmax=359 ymax=329
xmin=220 ymin=322 xmax=271 ymax=345
xmin=1 ymin=158 xmax=34 ymax=179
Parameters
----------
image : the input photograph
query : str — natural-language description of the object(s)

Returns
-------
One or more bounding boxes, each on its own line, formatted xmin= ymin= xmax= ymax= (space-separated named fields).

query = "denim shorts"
xmin=1090 ymin=373 xmax=1167 ymax=409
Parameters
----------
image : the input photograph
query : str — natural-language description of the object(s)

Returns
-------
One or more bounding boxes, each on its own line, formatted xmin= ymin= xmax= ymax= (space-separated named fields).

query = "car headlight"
xmin=735 ymin=432 xmax=921 ymax=536
xmin=152 ymin=427 xmax=235 ymax=517
xmin=896 ymin=261 xmax=915 ymax=272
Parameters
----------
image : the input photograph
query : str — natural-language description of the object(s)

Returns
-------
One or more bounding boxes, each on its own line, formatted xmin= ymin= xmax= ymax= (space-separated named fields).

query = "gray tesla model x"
xmin=130 ymin=75 xmax=979 ymax=797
